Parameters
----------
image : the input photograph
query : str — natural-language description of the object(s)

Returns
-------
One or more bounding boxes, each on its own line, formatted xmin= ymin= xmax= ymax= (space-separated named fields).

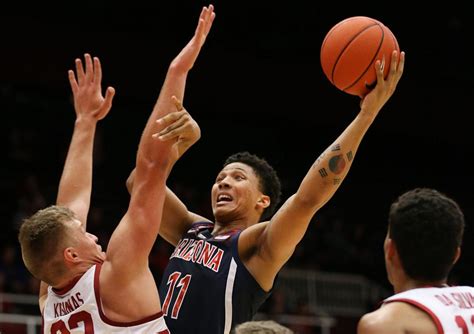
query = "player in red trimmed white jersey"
xmin=18 ymin=50 xmax=176 ymax=332
xmin=383 ymin=286 xmax=474 ymax=333
xmin=15 ymin=14 xmax=214 ymax=328
xmin=42 ymin=264 xmax=168 ymax=333
xmin=18 ymin=6 xmax=213 ymax=333
xmin=358 ymin=188 xmax=470 ymax=334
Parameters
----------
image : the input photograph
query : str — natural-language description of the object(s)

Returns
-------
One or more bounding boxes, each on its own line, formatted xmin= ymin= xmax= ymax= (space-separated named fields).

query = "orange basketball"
xmin=320 ymin=16 xmax=399 ymax=97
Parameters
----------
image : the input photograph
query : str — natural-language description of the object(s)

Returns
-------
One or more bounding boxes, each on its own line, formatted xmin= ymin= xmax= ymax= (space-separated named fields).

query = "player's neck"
xmin=53 ymin=263 xmax=93 ymax=290
xmin=212 ymin=222 xmax=242 ymax=236
xmin=213 ymin=213 xmax=259 ymax=235
xmin=395 ymin=279 xmax=449 ymax=294
xmin=212 ymin=218 xmax=252 ymax=235
xmin=52 ymin=273 xmax=83 ymax=293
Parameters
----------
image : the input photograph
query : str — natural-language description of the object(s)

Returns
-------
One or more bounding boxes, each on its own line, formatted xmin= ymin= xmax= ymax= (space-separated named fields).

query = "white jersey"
xmin=383 ymin=286 xmax=474 ymax=334
xmin=42 ymin=264 xmax=169 ymax=334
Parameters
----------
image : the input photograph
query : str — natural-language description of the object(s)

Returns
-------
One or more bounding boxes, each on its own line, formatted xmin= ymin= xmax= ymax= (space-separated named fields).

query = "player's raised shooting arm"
xmin=249 ymin=51 xmax=405 ymax=285
xmin=40 ymin=54 xmax=114 ymax=311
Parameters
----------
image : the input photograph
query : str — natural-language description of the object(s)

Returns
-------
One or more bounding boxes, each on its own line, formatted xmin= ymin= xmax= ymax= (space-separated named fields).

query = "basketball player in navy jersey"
xmin=126 ymin=3 xmax=405 ymax=330
xmin=17 ymin=48 xmax=185 ymax=331
xmin=357 ymin=188 xmax=472 ymax=334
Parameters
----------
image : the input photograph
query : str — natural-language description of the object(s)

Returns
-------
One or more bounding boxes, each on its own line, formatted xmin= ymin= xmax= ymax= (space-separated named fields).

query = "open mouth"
xmin=217 ymin=194 xmax=233 ymax=204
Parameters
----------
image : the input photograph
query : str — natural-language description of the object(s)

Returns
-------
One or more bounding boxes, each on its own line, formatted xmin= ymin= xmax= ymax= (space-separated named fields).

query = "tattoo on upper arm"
xmin=331 ymin=144 xmax=341 ymax=151
xmin=313 ymin=153 xmax=326 ymax=169
xmin=328 ymin=155 xmax=346 ymax=174
xmin=333 ymin=178 xmax=341 ymax=185
xmin=346 ymin=151 xmax=353 ymax=162
xmin=319 ymin=168 xmax=328 ymax=177
xmin=314 ymin=149 xmax=350 ymax=180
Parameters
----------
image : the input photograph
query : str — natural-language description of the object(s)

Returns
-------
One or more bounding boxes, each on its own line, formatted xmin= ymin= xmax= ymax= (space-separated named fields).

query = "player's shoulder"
xmin=357 ymin=305 xmax=400 ymax=334
xmin=359 ymin=300 xmax=438 ymax=334
xmin=239 ymin=221 xmax=270 ymax=244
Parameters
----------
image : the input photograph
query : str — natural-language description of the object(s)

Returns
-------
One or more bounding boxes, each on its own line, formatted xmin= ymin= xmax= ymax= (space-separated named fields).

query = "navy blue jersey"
xmin=158 ymin=222 xmax=271 ymax=333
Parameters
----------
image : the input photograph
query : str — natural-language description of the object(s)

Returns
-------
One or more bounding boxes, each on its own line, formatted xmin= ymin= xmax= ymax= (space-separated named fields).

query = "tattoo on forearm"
xmin=346 ymin=151 xmax=353 ymax=162
xmin=333 ymin=178 xmax=341 ymax=185
xmin=331 ymin=144 xmax=341 ymax=151
xmin=319 ymin=168 xmax=328 ymax=177
xmin=328 ymin=155 xmax=346 ymax=174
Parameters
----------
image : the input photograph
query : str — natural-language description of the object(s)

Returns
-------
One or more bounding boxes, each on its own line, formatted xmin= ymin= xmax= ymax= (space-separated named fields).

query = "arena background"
xmin=1 ymin=1 xmax=472 ymax=333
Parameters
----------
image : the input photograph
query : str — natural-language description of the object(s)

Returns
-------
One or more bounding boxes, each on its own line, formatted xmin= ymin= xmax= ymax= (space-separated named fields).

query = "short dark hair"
xmin=224 ymin=152 xmax=282 ymax=221
xmin=388 ymin=188 xmax=465 ymax=281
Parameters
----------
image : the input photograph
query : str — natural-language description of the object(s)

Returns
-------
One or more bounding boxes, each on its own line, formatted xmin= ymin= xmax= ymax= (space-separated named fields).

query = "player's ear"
xmin=453 ymin=247 xmax=461 ymax=265
xmin=64 ymin=247 xmax=80 ymax=265
xmin=257 ymin=195 xmax=270 ymax=209
xmin=386 ymin=238 xmax=404 ymax=268
xmin=384 ymin=237 xmax=396 ymax=259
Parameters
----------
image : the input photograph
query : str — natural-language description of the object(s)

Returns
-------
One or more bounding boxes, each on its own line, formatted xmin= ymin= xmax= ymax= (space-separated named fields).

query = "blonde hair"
xmin=18 ymin=205 xmax=76 ymax=285
xmin=234 ymin=320 xmax=294 ymax=334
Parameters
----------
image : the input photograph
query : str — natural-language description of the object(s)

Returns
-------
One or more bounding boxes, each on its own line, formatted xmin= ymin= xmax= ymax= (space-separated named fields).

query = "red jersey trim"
xmin=52 ymin=276 xmax=81 ymax=295
xmin=384 ymin=298 xmax=443 ymax=334
xmin=93 ymin=264 xmax=165 ymax=327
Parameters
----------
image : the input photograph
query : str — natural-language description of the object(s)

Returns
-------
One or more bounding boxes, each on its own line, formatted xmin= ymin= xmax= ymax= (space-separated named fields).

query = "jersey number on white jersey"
xmin=50 ymin=310 xmax=94 ymax=333
xmin=456 ymin=314 xmax=474 ymax=334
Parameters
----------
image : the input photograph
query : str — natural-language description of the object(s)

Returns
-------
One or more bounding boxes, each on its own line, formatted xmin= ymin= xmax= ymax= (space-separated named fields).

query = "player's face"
xmin=211 ymin=162 xmax=264 ymax=223
xmin=66 ymin=219 xmax=106 ymax=264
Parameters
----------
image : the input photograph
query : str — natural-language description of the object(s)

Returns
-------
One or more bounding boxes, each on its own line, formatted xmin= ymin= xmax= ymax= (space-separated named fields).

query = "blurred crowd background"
xmin=1 ymin=1 xmax=472 ymax=332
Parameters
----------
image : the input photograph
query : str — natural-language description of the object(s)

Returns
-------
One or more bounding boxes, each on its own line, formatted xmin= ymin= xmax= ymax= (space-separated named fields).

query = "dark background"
xmin=1 ymin=0 xmax=472 ymax=331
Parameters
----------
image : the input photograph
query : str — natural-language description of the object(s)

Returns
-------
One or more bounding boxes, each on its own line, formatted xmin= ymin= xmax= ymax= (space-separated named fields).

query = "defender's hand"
xmin=68 ymin=53 xmax=115 ymax=120
xmin=153 ymin=96 xmax=201 ymax=160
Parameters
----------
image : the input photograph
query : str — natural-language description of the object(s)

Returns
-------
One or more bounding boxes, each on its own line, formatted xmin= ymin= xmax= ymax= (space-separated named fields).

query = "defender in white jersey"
xmin=16 ymin=12 xmax=214 ymax=330
xmin=43 ymin=265 xmax=168 ymax=333
xmin=383 ymin=286 xmax=474 ymax=334
xmin=358 ymin=188 xmax=468 ymax=334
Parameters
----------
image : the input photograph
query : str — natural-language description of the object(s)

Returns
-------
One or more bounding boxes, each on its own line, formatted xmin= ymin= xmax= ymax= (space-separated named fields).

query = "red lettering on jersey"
xmin=171 ymin=239 xmax=189 ymax=259
xmin=182 ymin=240 xmax=197 ymax=261
xmin=196 ymin=242 xmax=216 ymax=265
xmin=54 ymin=303 xmax=60 ymax=317
xmin=60 ymin=303 xmax=66 ymax=315
xmin=172 ymin=238 xmax=225 ymax=272
xmin=192 ymin=240 xmax=204 ymax=262
xmin=71 ymin=295 xmax=80 ymax=308
xmin=452 ymin=293 xmax=469 ymax=309
xmin=53 ymin=293 xmax=85 ymax=317
xmin=206 ymin=248 xmax=224 ymax=272
xmin=435 ymin=294 xmax=454 ymax=306
xmin=462 ymin=292 xmax=474 ymax=308
xmin=64 ymin=299 xmax=74 ymax=313
xmin=76 ymin=292 xmax=84 ymax=304
xmin=180 ymin=239 xmax=195 ymax=258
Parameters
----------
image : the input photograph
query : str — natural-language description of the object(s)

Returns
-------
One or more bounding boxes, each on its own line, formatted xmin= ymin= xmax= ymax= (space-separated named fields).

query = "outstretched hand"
xmin=68 ymin=53 xmax=115 ymax=120
xmin=360 ymin=50 xmax=405 ymax=116
xmin=153 ymin=96 xmax=201 ymax=161
xmin=170 ymin=4 xmax=216 ymax=72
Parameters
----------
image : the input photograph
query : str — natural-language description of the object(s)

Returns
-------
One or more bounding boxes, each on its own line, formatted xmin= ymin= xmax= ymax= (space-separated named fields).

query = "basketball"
xmin=320 ymin=16 xmax=399 ymax=97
